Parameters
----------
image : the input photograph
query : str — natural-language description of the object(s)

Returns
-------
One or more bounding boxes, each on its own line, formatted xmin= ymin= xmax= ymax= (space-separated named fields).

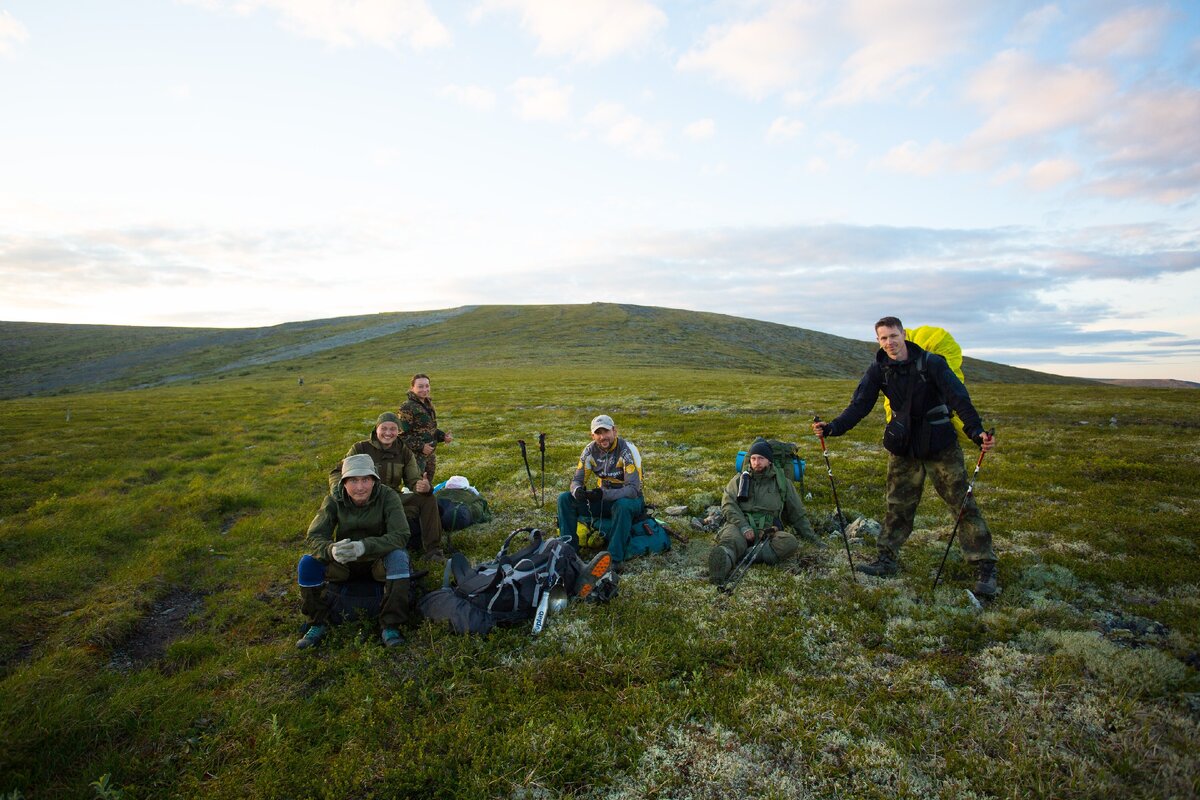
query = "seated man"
xmin=330 ymin=412 xmax=445 ymax=561
xmin=298 ymin=453 xmax=413 ymax=650
xmin=708 ymin=439 xmax=821 ymax=584
xmin=556 ymin=414 xmax=644 ymax=563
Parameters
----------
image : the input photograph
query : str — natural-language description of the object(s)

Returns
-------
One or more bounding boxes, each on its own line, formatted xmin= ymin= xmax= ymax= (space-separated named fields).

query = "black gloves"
xmin=572 ymin=486 xmax=587 ymax=502
xmin=587 ymin=488 xmax=604 ymax=502
xmin=573 ymin=487 xmax=605 ymax=502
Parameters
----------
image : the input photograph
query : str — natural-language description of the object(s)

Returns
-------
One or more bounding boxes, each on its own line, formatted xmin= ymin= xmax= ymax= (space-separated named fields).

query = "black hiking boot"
xmin=707 ymin=546 xmax=735 ymax=585
xmin=973 ymin=561 xmax=999 ymax=598
xmin=855 ymin=553 xmax=899 ymax=577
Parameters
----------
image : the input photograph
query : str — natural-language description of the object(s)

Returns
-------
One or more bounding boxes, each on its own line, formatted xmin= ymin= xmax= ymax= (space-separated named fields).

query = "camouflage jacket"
xmin=397 ymin=390 xmax=446 ymax=458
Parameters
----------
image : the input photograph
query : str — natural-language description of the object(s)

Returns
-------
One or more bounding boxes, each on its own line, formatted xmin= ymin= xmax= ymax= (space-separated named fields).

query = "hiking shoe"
xmin=575 ymin=551 xmax=613 ymax=599
xmin=855 ymin=554 xmax=899 ymax=577
xmin=296 ymin=624 xmax=327 ymax=650
xmin=380 ymin=627 xmax=405 ymax=648
xmin=707 ymin=546 xmax=734 ymax=585
xmin=423 ymin=548 xmax=446 ymax=562
xmin=973 ymin=561 xmax=999 ymax=598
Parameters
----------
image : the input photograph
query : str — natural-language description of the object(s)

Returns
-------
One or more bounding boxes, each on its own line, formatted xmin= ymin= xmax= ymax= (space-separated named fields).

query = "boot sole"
xmin=576 ymin=552 xmax=613 ymax=598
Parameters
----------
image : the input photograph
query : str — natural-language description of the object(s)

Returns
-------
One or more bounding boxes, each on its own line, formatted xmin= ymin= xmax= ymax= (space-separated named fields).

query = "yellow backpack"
xmin=882 ymin=325 xmax=973 ymax=446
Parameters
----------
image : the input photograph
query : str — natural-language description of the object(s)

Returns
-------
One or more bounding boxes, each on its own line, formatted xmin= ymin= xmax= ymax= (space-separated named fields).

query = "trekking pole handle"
xmin=813 ymin=416 xmax=828 ymax=451
xmin=518 ymin=439 xmax=527 ymax=456
xmin=538 ymin=433 xmax=545 ymax=452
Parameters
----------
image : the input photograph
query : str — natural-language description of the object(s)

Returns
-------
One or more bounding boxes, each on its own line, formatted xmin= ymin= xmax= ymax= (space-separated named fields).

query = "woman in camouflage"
xmin=398 ymin=373 xmax=453 ymax=481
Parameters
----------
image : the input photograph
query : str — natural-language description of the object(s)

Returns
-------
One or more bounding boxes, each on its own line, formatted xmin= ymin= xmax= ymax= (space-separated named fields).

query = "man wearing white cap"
xmin=555 ymin=414 xmax=644 ymax=563
xmin=296 ymin=453 xmax=413 ymax=650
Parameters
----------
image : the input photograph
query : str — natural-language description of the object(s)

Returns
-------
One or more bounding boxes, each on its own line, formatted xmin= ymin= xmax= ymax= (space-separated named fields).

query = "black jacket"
xmin=825 ymin=343 xmax=984 ymax=457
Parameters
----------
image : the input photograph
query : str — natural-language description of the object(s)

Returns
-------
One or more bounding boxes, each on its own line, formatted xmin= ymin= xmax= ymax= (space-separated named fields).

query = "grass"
xmin=0 ymin=365 xmax=1197 ymax=799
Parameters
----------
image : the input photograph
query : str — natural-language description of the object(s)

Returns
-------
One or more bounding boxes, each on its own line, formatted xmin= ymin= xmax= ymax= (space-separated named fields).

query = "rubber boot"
xmin=707 ymin=546 xmax=735 ymax=585
xmin=973 ymin=560 xmax=999 ymax=598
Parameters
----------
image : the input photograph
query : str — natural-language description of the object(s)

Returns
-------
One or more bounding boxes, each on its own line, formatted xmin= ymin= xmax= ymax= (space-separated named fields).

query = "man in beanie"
xmin=297 ymin=453 xmax=412 ymax=650
xmin=708 ymin=438 xmax=821 ymax=585
xmin=330 ymin=412 xmax=446 ymax=561
xmin=556 ymin=414 xmax=645 ymax=563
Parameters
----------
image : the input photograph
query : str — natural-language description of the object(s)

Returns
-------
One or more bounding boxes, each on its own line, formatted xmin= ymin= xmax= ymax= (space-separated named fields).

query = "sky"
xmin=1 ymin=1 xmax=1199 ymax=381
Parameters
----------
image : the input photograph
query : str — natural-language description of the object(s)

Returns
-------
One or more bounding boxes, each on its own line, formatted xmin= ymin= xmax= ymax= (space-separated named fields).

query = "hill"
xmin=0 ymin=304 xmax=1089 ymax=398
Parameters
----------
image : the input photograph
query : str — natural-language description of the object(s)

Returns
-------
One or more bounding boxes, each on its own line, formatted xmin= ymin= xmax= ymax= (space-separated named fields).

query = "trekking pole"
xmin=517 ymin=439 xmax=538 ymax=504
xmin=538 ymin=433 xmax=546 ymax=506
xmin=717 ymin=529 xmax=774 ymax=596
xmin=814 ymin=417 xmax=857 ymax=583
xmin=931 ymin=429 xmax=994 ymax=598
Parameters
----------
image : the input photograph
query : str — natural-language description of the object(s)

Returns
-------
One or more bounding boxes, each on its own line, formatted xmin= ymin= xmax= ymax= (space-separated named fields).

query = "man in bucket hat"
xmin=297 ymin=453 xmax=413 ymax=650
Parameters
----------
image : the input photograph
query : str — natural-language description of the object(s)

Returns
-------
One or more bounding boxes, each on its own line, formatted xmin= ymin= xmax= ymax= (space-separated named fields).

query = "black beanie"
xmin=748 ymin=439 xmax=773 ymax=460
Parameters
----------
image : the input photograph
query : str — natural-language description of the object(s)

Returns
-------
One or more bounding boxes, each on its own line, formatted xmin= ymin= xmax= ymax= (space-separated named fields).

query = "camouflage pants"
xmin=716 ymin=524 xmax=798 ymax=565
xmin=881 ymin=442 xmax=995 ymax=564
xmin=401 ymin=491 xmax=443 ymax=555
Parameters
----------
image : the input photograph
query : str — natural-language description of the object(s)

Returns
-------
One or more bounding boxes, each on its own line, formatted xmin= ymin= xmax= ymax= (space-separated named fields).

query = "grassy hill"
xmin=0 ymin=315 xmax=1193 ymax=799
xmin=0 ymin=304 xmax=1088 ymax=398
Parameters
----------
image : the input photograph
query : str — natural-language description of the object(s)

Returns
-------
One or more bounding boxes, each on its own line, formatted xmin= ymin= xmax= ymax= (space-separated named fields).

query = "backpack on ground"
xmin=735 ymin=438 xmax=806 ymax=496
xmin=418 ymin=528 xmax=616 ymax=635
xmin=882 ymin=325 xmax=973 ymax=446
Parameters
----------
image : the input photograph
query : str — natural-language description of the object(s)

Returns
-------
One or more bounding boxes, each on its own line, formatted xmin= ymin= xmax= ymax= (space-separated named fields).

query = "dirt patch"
xmin=107 ymin=589 xmax=205 ymax=671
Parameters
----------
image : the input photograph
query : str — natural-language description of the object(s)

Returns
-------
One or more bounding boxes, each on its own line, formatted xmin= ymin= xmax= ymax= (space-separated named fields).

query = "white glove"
xmin=331 ymin=539 xmax=366 ymax=564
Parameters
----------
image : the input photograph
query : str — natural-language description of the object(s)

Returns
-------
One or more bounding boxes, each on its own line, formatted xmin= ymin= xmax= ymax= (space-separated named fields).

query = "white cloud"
xmin=440 ymin=83 xmax=497 ymax=111
xmin=766 ymin=116 xmax=805 ymax=142
xmin=684 ymin=118 xmax=715 ymax=140
xmin=476 ymin=0 xmax=666 ymax=62
xmin=1007 ymin=4 xmax=1063 ymax=46
xmin=965 ymin=50 xmax=1115 ymax=145
xmin=584 ymin=101 xmax=665 ymax=157
xmin=676 ymin=2 xmax=826 ymax=100
xmin=1073 ymin=5 xmax=1170 ymax=62
xmin=806 ymin=157 xmax=829 ymax=173
xmin=827 ymin=0 xmax=979 ymax=105
xmin=0 ymin=10 xmax=29 ymax=57
xmin=877 ymin=140 xmax=951 ymax=176
xmin=510 ymin=76 xmax=572 ymax=121
xmin=186 ymin=0 xmax=451 ymax=49
xmin=821 ymin=131 xmax=857 ymax=158
xmin=1026 ymin=158 xmax=1081 ymax=190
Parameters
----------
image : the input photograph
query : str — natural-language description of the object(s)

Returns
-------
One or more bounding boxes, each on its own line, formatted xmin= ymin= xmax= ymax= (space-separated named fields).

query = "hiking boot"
xmin=296 ymin=624 xmax=327 ymax=650
xmin=973 ymin=561 xmax=999 ymax=598
xmin=855 ymin=554 xmax=899 ymax=577
xmin=380 ymin=626 xmax=405 ymax=648
xmin=575 ymin=551 xmax=613 ymax=599
xmin=423 ymin=548 xmax=446 ymax=562
xmin=707 ymin=546 xmax=734 ymax=585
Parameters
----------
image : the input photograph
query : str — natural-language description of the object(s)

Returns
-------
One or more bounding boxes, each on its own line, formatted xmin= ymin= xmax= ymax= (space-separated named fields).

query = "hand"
xmin=443 ymin=432 xmax=453 ymax=443
xmin=743 ymin=529 xmax=755 ymax=543
xmin=812 ymin=421 xmax=828 ymax=437
xmin=415 ymin=476 xmax=432 ymax=493
xmin=572 ymin=486 xmax=587 ymax=502
xmin=422 ymin=443 xmax=434 ymax=456
xmin=331 ymin=539 xmax=365 ymax=564
xmin=978 ymin=430 xmax=996 ymax=453
xmin=587 ymin=488 xmax=604 ymax=502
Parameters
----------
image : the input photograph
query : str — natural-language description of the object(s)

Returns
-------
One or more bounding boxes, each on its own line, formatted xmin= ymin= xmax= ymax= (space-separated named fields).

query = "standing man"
xmin=398 ymin=373 xmax=453 ymax=482
xmin=812 ymin=317 xmax=999 ymax=597
xmin=709 ymin=438 xmax=821 ymax=584
xmin=297 ymin=454 xmax=412 ymax=650
xmin=556 ymin=414 xmax=644 ymax=563
xmin=330 ymin=412 xmax=446 ymax=561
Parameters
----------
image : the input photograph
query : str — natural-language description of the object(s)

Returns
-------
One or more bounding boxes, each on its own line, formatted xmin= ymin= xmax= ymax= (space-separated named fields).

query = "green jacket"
xmin=328 ymin=429 xmax=422 ymax=494
xmin=397 ymin=391 xmax=445 ymax=460
xmin=436 ymin=486 xmax=493 ymax=524
xmin=306 ymin=480 xmax=410 ymax=562
xmin=721 ymin=466 xmax=813 ymax=538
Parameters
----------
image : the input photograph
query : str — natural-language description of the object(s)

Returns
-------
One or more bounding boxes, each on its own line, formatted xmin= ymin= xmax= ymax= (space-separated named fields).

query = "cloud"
xmin=440 ymin=83 xmax=497 ymax=111
xmin=965 ymin=50 xmax=1115 ymax=146
xmin=684 ymin=118 xmax=715 ymax=140
xmin=877 ymin=139 xmax=952 ymax=176
xmin=1026 ymin=158 xmax=1081 ymax=190
xmin=0 ymin=10 xmax=29 ymax=57
xmin=820 ymin=131 xmax=857 ymax=158
xmin=475 ymin=0 xmax=666 ymax=62
xmin=1072 ymin=4 xmax=1170 ymax=62
xmin=584 ymin=101 xmax=665 ymax=157
xmin=826 ymin=0 xmax=979 ymax=105
xmin=676 ymin=2 xmax=827 ymax=100
xmin=1006 ymin=4 xmax=1064 ymax=45
xmin=766 ymin=116 xmax=804 ymax=142
xmin=185 ymin=0 xmax=450 ymax=49
xmin=510 ymin=76 xmax=572 ymax=121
